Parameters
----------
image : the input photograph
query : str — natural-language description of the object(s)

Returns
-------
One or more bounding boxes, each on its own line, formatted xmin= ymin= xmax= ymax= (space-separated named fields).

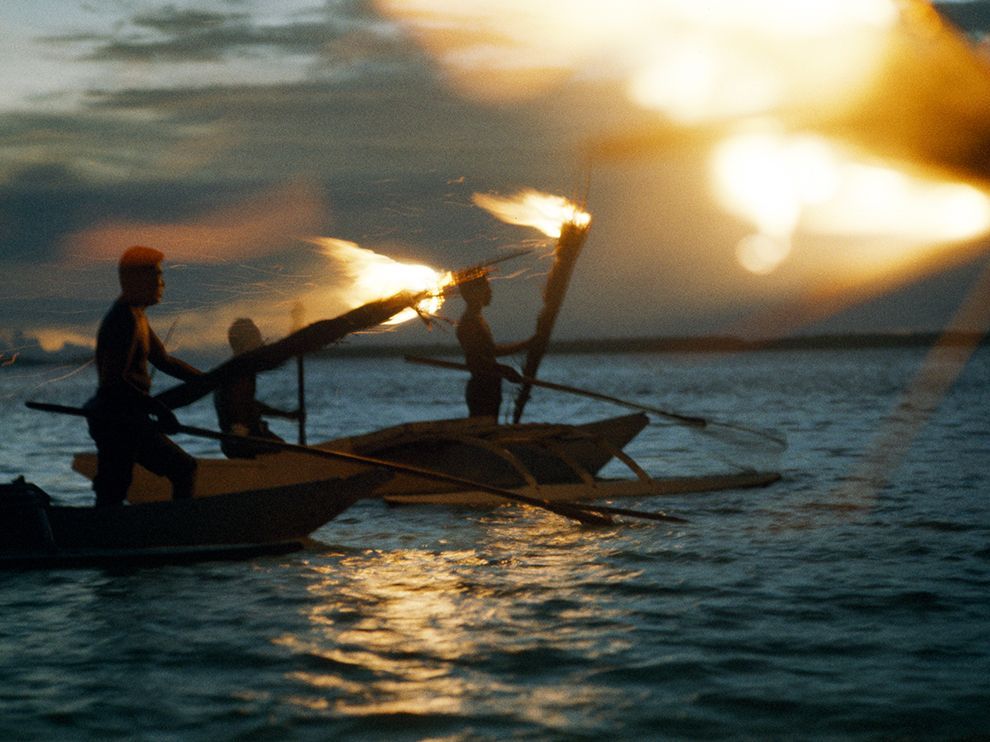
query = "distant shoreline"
xmin=324 ymin=331 xmax=990 ymax=358
xmin=4 ymin=331 xmax=987 ymax=366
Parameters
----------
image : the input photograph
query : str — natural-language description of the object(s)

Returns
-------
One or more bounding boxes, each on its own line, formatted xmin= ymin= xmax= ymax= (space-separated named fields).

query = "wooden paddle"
xmin=405 ymin=355 xmax=788 ymax=450
xmin=26 ymin=401 xmax=690 ymax=526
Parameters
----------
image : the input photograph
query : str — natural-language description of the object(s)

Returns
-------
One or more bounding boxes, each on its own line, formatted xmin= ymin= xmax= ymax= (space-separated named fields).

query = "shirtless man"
xmin=456 ymin=273 xmax=530 ymax=419
xmin=84 ymin=246 xmax=201 ymax=506
xmin=213 ymin=317 xmax=300 ymax=458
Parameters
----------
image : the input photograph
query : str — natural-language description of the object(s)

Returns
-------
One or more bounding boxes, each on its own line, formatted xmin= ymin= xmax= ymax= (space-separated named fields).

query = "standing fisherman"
xmin=84 ymin=246 xmax=202 ymax=507
xmin=455 ymin=273 xmax=531 ymax=419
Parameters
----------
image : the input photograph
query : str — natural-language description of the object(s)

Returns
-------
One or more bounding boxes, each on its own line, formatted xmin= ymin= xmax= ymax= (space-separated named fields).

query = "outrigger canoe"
xmin=0 ymin=471 xmax=388 ymax=569
xmin=72 ymin=413 xmax=780 ymax=507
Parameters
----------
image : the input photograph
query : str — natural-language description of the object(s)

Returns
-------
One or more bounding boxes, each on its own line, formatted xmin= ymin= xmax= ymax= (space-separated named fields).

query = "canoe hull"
xmin=1 ymin=471 xmax=387 ymax=569
xmin=73 ymin=414 xmax=652 ymax=503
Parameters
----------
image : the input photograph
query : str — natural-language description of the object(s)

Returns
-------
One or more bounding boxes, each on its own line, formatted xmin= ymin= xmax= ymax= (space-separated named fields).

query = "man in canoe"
xmin=213 ymin=317 xmax=301 ymax=458
xmin=456 ymin=272 xmax=530 ymax=419
xmin=84 ymin=246 xmax=202 ymax=507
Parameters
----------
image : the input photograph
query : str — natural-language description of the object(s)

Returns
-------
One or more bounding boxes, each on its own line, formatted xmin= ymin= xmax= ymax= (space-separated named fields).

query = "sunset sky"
xmin=3 ymin=0 xmax=990 ymax=356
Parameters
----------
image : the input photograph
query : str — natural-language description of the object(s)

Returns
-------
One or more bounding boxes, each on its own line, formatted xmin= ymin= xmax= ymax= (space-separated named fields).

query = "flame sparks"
xmin=312 ymin=237 xmax=452 ymax=325
xmin=472 ymin=189 xmax=591 ymax=238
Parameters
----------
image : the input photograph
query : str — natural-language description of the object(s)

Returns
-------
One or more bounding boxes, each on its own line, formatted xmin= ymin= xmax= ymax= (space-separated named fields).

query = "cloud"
xmin=934 ymin=1 xmax=990 ymax=34
xmin=42 ymin=2 xmax=403 ymax=68
xmin=61 ymin=179 xmax=330 ymax=264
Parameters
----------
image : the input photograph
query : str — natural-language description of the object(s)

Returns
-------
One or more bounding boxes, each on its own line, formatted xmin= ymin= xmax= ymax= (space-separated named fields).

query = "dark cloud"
xmin=934 ymin=1 xmax=990 ymax=34
xmin=48 ymin=3 xmax=401 ymax=66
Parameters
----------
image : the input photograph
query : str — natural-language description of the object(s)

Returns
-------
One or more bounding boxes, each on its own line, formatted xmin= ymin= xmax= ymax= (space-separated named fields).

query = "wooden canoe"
xmin=72 ymin=413 xmax=653 ymax=503
xmin=0 ymin=471 xmax=388 ymax=569
xmin=70 ymin=413 xmax=781 ymax=507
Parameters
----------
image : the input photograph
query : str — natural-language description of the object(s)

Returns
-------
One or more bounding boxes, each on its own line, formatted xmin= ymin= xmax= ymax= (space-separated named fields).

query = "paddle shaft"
xmin=296 ymin=354 xmax=307 ymax=445
xmin=406 ymin=355 xmax=706 ymax=427
xmin=407 ymin=355 xmax=787 ymax=449
xmin=25 ymin=401 xmax=616 ymax=527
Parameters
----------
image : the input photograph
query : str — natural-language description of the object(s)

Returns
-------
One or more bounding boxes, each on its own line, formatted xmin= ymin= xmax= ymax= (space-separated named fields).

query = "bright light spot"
xmin=714 ymin=130 xmax=990 ymax=274
xmin=32 ymin=329 xmax=94 ymax=353
xmin=736 ymin=234 xmax=792 ymax=275
xmin=312 ymin=237 xmax=452 ymax=325
xmin=472 ymin=189 xmax=591 ymax=238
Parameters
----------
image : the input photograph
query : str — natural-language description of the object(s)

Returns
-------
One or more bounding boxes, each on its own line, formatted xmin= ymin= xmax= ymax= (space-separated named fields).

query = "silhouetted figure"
xmin=214 ymin=318 xmax=300 ymax=459
xmin=84 ymin=246 xmax=202 ymax=507
xmin=456 ymin=274 xmax=529 ymax=419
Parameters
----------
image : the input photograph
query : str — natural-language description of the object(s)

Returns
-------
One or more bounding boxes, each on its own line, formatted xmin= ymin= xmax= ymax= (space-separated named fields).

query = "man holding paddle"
xmin=456 ymin=272 xmax=531 ymax=419
xmin=83 ymin=246 xmax=202 ymax=507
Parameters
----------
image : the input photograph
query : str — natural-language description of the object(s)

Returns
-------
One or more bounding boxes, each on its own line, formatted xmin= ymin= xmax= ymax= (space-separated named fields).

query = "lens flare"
xmin=713 ymin=130 xmax=990 ymax=274
xmin=472 ymin=189 xmax=591 ymax=238
xmin=311 ymin=237 xmax=452 ymax=325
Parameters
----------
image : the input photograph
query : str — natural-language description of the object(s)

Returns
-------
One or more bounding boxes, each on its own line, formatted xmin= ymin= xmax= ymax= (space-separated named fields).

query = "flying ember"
xmin=312 ymin=237 xmax=452 ymax=325
xmin=472 ymin=189 xmax=591 ymax=238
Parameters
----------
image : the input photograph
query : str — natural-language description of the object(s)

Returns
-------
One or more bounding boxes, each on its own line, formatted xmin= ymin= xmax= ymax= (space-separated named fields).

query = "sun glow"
xmin=382 ymin=0 xmax=990 ymax=286
xmin=713 ymin=130 xmax=990 ymax=274
xmin=377 ymin=0 xmax=898 ymax=119
xmin=472 ymin=189 xmax=591 ymax=238
xmin=312 ymin=237 xmax=452 ymax=325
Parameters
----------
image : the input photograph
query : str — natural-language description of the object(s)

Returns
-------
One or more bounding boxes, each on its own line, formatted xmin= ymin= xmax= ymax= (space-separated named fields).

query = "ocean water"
xmin=1 ymin=346 xmax=988 ymax=740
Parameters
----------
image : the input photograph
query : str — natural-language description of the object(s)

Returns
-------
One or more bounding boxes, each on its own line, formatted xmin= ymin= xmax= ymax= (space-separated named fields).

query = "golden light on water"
xmin=472 ymin=189 xmax=591 ymax=238
xmin=312 ymin=237 xmax=452 ymax=325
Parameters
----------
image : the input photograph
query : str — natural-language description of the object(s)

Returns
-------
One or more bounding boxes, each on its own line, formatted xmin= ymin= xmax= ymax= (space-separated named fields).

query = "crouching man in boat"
xmin=213 ymin=317 xmax=301 ymax=459
xmin=84 ymin=246 xmax=202 ymax=507
xmin=456 ymin=273 xmax=531 ymax=419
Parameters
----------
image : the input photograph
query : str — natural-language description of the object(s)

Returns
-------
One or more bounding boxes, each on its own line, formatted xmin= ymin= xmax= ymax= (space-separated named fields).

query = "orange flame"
xmin=311 ymin=237 xmax=452 ymax=325
xmin=472 ymin=189 xmax=591 ymax=238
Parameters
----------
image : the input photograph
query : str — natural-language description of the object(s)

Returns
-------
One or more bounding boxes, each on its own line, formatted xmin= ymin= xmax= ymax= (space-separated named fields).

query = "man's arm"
xmin=149 ymin=329 xmax=201 ymax=381
xmin=494 ymin=337 xmax=533 ymax=357
xmin=256 ymin=401 xmax=302 ymax=420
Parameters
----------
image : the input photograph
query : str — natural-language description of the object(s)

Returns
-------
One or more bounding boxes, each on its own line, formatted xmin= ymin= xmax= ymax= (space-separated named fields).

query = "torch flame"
xmin=472 ymin=189 xmax=591 ymax=238
xmin=312 ymin=237 xmax=452 ymax=325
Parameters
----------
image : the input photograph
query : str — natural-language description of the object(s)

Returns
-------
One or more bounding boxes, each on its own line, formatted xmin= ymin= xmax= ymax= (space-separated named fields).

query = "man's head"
xmin=118 ymin=245 xmax=165 ymax=306
xmin=459 ymin=273 xmax=492 ymax=308
xmin=228 ymin=318 xmax=264 ymax=354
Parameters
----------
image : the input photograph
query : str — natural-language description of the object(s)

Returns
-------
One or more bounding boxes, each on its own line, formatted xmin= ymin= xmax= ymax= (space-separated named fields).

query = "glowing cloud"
xmin=61 ymin=180 xmax=326 ymax=264
xmin=377 ymin=0 xmax=898 ymax=119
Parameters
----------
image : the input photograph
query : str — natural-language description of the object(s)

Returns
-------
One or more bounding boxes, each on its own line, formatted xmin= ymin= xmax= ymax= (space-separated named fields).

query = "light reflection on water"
xmin=1 ymin=348 xmax=988 ymax=738
xmin=276 ymin=514 xmax=639 ymax=722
